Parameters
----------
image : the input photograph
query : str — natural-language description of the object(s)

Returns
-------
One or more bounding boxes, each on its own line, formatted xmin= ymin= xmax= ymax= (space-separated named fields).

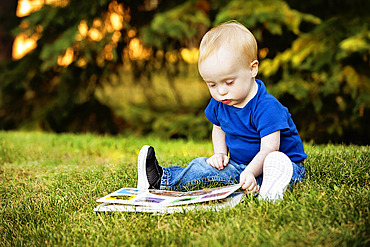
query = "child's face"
xmin=199 ymin=47 xmax=258 ymax=108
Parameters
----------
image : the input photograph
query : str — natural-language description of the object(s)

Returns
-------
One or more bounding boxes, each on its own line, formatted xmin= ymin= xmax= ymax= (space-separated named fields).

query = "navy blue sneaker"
xmin=137 ymin=145 xmax=163 ymax=189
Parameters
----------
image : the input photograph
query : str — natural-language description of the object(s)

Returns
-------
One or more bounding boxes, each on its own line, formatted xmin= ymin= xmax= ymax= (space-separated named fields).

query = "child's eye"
xmin=225 ymin=80 xmax=234 ymax=85
xmin=208 ymin=83 xmax=216 ymax=88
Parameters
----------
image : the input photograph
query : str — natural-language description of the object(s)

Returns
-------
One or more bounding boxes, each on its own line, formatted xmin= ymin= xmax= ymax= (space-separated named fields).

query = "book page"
xmin=96 ymin=184 xmax=241 ymax=207
xmin=94 ymin=192 xmax=245 ymax=214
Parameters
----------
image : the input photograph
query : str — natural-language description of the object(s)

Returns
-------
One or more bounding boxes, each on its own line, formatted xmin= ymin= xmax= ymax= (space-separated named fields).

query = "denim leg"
xmin=160 ymin=157 xmax=246 ymax=191
xmin=289 ymin=162 xmax=305 ymax=186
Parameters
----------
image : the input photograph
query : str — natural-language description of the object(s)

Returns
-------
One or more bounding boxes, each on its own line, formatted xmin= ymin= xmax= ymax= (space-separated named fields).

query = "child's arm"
xmin=239 ymin=130 xmax=280 ymax=193
xmin=206 ymin=124 xmax=229 ymax=170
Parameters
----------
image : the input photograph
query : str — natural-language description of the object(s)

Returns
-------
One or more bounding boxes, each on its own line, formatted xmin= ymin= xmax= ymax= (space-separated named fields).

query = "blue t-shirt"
xmin=205 ymin=79 xmax=307 ymax=164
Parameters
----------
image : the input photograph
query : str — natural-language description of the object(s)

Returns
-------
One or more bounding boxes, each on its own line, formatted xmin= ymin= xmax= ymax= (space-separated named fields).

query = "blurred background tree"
xmin=0 ymin=0 xmax=369 ymax=144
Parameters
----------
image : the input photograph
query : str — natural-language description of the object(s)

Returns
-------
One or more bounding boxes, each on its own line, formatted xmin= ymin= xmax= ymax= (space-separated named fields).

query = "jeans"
xmin=159 ymin=157 xmax=305 ymax=191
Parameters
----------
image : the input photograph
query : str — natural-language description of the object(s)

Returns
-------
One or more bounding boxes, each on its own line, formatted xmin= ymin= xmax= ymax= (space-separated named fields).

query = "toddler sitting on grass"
xmin=137 ymin=21 xmax=306 ymax=202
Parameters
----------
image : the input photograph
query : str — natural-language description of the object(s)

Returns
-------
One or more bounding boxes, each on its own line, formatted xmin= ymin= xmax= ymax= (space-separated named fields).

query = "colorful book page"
xmin=96 ymin=184 xmax=241 ymax=207
xmin=94 ymin=192 xmax=245 ymax=214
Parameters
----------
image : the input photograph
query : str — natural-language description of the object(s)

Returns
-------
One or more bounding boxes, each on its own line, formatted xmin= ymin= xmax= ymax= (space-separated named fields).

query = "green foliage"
xmin=0 ymin=0 xmax=369 ymax=143
xmin=141 ymin=0 xmax=210 ymax=49
xmin=259 ymin=17 xmax=370 ymax=143
xmin=215 ymin=0 xmax=320 ymax=37
xmin=39 ymin=24 xmax=79 ymax=72
xmin=212 ymin=0 xmax=370 ymax=144
xmin=1 ymin=132 xmax=369 ymax=245
xmin=152 ymin=113 xmax=210 ymax=139
xmin=0 ymin=0 xmax=118 ymax=132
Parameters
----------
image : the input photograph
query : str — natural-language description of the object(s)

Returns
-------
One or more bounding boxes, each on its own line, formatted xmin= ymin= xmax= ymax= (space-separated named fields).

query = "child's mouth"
xmin=222 ymin=99 xmax=231 ymax=104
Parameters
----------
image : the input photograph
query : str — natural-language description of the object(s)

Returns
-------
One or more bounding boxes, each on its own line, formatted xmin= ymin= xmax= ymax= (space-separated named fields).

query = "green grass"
xmin=0 ymin=131 xmax=369 ymax=246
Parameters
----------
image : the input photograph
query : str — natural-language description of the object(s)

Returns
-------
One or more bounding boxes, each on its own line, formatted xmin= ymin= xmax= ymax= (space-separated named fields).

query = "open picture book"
xmin=94 ymin=184 xmax=245 ymax=213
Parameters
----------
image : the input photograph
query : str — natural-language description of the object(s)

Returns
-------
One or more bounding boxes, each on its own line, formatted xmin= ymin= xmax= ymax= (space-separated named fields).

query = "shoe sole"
xmin=137 ymin=145 xmax=150 ymax=189
xmin=258 ymin=152 xmax=293 ymax=202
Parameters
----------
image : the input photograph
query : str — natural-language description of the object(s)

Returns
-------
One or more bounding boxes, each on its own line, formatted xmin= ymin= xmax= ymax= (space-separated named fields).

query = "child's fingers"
xmin=215 ymin=160 xmax=224 ymax=170
xmin=241 ymin=182 xmax=250 ymax=190
xmin=206 ymin=158 xmax=215 ymax=168
xmin=223 ymin=155 xmax=229 ymax=166
xmin=239 ymin=173 xmax=257 ymax=193
xmin=239 ymin=176 xmax=250 ymax=190
xmin=241 ymin=183 xmax=257 ymax=194
xmin=207 ymin=154 xmax=229 ymax=170
xmin=207 ymin=156 xmax=223 ymax=170
xmin=214 ymin=155 xmax=225 ymax=170
xmin=246 ymin=183 xmax=258 ymax=193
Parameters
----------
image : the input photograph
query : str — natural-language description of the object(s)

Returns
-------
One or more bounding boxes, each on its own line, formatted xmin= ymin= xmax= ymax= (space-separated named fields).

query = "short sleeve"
xmin=204 ymin=98 xmax=220 ymax=126
xmin=253 ymin=98 xmax=290 ymax=138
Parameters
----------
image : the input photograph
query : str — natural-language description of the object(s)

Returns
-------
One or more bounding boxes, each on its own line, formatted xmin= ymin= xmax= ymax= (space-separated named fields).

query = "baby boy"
xmin=137 ymin=21 xmax=307 ymax=202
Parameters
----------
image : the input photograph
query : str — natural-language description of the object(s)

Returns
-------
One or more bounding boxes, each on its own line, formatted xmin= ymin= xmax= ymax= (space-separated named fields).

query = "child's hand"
xmin=206 ymin=153 xmax=229 ymax=170
xmin=239 ymin=170 xmax=258 ymax=194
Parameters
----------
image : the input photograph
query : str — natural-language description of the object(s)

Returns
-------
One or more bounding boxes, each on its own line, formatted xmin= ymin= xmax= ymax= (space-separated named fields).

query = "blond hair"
xmin=198 ymin=21 xmax=258 ymax=67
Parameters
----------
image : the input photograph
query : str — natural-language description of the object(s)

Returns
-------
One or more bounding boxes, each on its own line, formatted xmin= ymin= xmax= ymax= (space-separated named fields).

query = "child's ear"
xmin=250 ymin=60 xmax=259 ymax=77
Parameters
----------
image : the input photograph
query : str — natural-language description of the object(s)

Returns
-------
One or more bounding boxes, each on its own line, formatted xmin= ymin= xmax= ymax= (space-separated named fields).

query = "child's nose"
xmin=217 ymin=85 xmax=228 ymax=96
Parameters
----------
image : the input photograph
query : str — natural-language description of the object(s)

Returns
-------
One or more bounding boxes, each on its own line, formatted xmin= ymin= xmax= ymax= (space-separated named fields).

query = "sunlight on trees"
xmin=76 ymin=21 xmax=88 ymax=40
xmin=57 ymin=47 xmax=73 ymax=67
xmin=128 ymin=38 xmax=152 ymax=60
xmin=180 ymin=48 xmax=199 ymax=64
xmin=16 ymin=0 xmax=69 ymax=17
xmin=1 ymin=0 xmax=369 ymax=143
xmin=14 ymin=0 xmax=70 ymax=59
xmin=12 ymin=33 xmax=37 ymax=59
xmin=13 ymin=0 xmax=128 ymax=63
xmin=12 ymin=0 xmax=200 ymax=64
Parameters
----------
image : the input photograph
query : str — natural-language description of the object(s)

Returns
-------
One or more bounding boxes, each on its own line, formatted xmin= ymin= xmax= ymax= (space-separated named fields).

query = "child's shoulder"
xmin=254 ymin=80 xmax=282 ymax=106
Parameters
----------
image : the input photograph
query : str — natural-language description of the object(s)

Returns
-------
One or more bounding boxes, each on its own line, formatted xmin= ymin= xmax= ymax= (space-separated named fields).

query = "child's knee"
xmin=189 ymin=157 xmax=208 ymax=166
xmin=187 ymin=157 xmax=212 ymax=172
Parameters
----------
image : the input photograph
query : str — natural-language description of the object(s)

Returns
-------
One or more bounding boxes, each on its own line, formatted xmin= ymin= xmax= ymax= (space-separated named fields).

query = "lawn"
xmin=0 ymin=131 xmax=369 ymax=246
